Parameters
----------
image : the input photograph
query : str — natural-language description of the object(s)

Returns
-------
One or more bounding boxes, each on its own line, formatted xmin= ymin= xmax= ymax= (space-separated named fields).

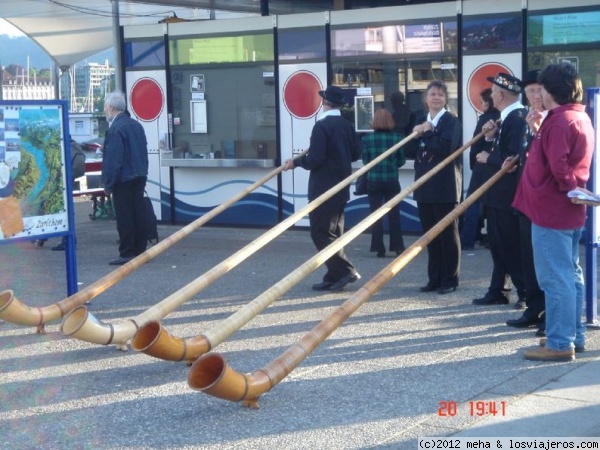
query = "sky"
xmin=0 ymin=19 xmax=25 ymax=37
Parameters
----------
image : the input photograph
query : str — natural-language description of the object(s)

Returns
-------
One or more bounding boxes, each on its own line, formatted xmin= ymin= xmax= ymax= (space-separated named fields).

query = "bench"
xmin=73 ymin=160 xmax=114 ymax=220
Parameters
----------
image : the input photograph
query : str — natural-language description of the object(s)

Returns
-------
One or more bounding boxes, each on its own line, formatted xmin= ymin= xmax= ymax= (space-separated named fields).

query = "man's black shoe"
xmin=109 ymin=257 xmax=133 ymax=266
xmin=506 ymin=315 xmax=541 ymax=328
xmin=312 ymin=281 xmax=334 ymax=291
xmin=329 ymin=272 xmax=361 ymax=291
xmin=472 ymin=293 xmax=509 ymax=305
xmin=438 ymin=286 xmax=457 ymax=294
xmin=51 ymin=243 xmax=65 ymax=251
xmin=419 ymin=284 xmax=439 ymax=293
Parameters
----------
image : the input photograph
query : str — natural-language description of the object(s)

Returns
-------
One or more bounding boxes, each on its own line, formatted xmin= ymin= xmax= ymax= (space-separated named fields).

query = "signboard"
xmin=404 ymin=24 xmax=443 ymax=53
xmin=0 ymin=101 xmax=72 ymax=242
xmin=542 ymin=11 xmax=600 ymax=45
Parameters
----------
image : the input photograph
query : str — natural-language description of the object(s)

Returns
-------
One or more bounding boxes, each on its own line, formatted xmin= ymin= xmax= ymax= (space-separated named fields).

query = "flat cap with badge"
xmin=487 ymin=72 xmax=523 ymax=93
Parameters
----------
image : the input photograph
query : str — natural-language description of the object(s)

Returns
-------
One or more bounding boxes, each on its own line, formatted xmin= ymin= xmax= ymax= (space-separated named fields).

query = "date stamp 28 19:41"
xmin=438 ymin=400 xmax=507 ymax=417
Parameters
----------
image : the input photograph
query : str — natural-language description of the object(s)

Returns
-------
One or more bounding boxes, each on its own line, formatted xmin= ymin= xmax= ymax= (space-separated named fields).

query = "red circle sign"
xmin=129 ymin=77 xmax=164 ymax=122
xmin=283 ymin=71 xmax=323 ymax=119
xmin=467 ymin=63 xmax=513 ymax=114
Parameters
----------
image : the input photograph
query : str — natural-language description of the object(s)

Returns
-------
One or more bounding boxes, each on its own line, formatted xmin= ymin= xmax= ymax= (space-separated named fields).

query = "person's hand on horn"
xmin=283 ymin=158 xmax=296 ymax=171
xmin=482 ymin=119 xmax=498 ymax=141
xmin=413 ymin=121 xmax=433 ymax=135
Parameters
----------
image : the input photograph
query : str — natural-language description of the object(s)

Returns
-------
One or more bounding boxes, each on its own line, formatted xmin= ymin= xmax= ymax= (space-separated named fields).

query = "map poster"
xmin=0 ymin=101 xmax=71 ymax=242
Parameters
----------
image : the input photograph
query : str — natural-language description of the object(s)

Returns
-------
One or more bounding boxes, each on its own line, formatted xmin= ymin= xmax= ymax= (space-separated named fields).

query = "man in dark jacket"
xmin=284 ymin=85 xmax=361 ymax=291
xmin=472 ymin=73 xmax=527 ymax=306
xmin=102 ymin=91 xmax=149 ymax=265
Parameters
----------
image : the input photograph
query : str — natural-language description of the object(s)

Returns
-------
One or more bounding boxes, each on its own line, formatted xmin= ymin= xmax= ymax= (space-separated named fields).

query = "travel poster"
xmin=0 ymin=103 xmax=69 ymax=241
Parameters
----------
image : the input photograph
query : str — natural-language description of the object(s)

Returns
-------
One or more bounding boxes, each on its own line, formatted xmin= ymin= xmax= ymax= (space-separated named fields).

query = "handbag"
xmin=354 ymin=173 xmax=368 ymax=196
xmin=143 ymin=192 xmax=159 ymax=245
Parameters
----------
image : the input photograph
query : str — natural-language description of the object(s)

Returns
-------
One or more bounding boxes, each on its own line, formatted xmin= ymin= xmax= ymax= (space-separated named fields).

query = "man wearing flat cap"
xmin=505 ymin=69 xmax=547 ymax=334
xmin=472 ymin=72 xmax=528 ymax=307
xmin=284 ymin=85 xmax=361 ymax=291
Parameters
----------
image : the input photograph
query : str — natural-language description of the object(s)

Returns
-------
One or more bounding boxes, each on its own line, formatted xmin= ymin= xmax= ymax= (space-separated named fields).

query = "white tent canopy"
xmin=1 ymin=1 xmax=245 ymax=69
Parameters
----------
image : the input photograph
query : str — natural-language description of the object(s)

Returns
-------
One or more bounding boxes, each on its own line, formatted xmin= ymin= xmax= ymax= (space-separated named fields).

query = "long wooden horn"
xmin=60 ymin=133 xmax=421 ymax=348
xmin=188 ymin=155 xmax=520 ymax=408
xmin=0 ymin=163 xmax=287 ymax=333
xmin=132 ymin=130 xmax=487 ymax=362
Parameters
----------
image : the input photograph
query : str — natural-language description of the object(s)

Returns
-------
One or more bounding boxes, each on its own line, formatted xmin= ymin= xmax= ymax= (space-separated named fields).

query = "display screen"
xmin=462 ymin=15 xmax=522 ymax=53
xmin=528 ymin=10 xmax=600 ymax=46
xmin=331 ymin=21 xmax=456 ymax=57
xmin=124 ymin=40 xmax=166 ymax=68
xmin=170 ymin=34 xmax=274 ymax=65
xmin=278 ymin=29 xmax=327 ymax=61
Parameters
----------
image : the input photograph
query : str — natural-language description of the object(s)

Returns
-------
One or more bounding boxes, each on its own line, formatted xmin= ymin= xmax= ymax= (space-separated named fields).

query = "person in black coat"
xmin=284 ymin=85 xmax=361 ymax=292
xmin=472 ymin=73 xmax=527 ymax=306
xmin=412 ymin=80 xmax=462 ymax=295
xmin=390 ymin=91 xmax=415 ymax=137
xmin=460 ymin=88 xmax=500 ymax=250
xmin=505 ymin=69 xmax=547 ymax=331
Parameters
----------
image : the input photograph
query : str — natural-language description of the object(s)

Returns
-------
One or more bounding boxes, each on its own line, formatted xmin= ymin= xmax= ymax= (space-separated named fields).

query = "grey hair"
xmin=105 ymin=91 xmax=126 ymax=112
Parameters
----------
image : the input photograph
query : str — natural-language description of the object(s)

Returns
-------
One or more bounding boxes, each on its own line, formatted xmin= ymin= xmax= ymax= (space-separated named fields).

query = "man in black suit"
xmin=284 ymin=85 xmax=361 ymax=291
xmin=505 ymin=69 xmax=546 ymax=333
xmin=472 ymin=73 xmax=527 ymax=306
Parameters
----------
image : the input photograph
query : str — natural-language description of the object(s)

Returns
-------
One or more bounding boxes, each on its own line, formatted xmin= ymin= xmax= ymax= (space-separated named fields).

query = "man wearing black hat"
xmin=505 ymin=69 xmax=547 ymax=333
xmin=472 ymin=73 xmax=528 ymax=306
xmin=284 ymin=85 xmax=361 ymax=291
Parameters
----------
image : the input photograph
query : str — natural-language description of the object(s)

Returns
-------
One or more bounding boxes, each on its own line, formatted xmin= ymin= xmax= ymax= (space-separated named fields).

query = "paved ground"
xmin=1 ymin=199 xmax=599 ymax=449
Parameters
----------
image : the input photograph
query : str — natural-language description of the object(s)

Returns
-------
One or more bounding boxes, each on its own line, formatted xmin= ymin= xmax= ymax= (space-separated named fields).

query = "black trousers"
xmin=486 ymin=207 xmax=525 ymax=296
xmin=112 ymin=176 xmax=147 ymax=258
xmin=309 ymin=197 xmax=356 ymax=282
xmin=367 ymin=180 xmax=405 ymax=254
xmin=417 ymin=202 xmax=460 ymax=289
xmin=518 ymin=212 xmax=545 ymax=319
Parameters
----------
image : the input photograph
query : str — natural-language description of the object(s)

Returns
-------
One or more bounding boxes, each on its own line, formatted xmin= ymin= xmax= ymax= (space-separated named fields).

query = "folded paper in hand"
xmin=567 ymin=187 xmax=600 ymax=204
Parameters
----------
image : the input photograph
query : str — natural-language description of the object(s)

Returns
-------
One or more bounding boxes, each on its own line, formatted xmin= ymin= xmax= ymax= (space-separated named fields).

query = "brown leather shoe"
xmin=524 ymin=346 xmax=574 ymax=362
xmin=539 ymin=338 xmax=584 ymax=353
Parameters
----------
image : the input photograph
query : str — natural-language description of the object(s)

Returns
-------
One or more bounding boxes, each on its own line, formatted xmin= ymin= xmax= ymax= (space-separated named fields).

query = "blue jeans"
xmin=531 ymin=224 xmax=585 ymax=351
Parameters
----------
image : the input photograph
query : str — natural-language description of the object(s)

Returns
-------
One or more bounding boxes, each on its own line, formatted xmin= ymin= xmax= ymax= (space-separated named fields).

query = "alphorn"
xmin=0 ymin=161 xmax=291 ymax=333
xmin=131 ymin=130 xmax=486 ymax=362
xmin=59 ymin=133 xmax=420 ymax=348
xmin=187 ymin=156 xmax=520 ymax=409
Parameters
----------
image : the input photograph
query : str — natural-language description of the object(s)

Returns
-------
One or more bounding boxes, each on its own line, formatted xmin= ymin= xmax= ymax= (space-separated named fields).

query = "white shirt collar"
xmin=427 ymin=108 xmax=447 ymax=128
xmin=317 ymin=109 xmax=341 ymax=121
xmin=501 ymin=101 xmax=525 ymax=121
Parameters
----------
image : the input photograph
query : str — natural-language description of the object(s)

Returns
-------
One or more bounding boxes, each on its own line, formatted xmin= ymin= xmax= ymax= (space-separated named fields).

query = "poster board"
xmin=190 ymin=100 xmax=208 ymax=133
xmin=354 ymin=96 xmax=374 ymax=133
xmin=0 ymin=100 xmax=77 ymax=295
xmin=0 ymin=100 xmax=73 ymax=242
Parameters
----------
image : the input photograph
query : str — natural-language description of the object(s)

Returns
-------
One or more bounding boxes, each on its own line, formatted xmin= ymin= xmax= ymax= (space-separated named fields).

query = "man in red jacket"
xmin=513 ymin=63 xmax=594 ymax=361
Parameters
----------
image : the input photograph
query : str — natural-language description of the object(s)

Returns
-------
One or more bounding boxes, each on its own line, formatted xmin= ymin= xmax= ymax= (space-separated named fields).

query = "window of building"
xmin=169 ymin=33 xmax=276 ymax=161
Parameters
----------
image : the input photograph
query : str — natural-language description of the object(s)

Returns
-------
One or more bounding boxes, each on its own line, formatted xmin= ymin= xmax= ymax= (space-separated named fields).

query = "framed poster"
xmin=190 ymin=100 xmax=207 ymax=133
xmin=355 ymin=95 xmax=374 ymax=132
xmin=190 ymin=74 xmax=205 ymax=92
xmin=0 ymin=101 xmax=71 ymax=241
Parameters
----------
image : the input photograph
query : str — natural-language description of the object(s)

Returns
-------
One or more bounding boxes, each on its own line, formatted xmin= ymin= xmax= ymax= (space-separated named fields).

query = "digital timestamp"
xmin=438 ymin=400 xmax=507 ymax=417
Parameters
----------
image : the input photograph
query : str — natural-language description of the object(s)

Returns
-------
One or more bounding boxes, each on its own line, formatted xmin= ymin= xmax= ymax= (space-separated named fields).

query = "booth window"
xmin=329 ymin=19 xmax=459 ymax=140
xmin=462 ymin=14 xmax=522 ymax=54
xmin=168 ymin=33 xmax=276 ymax=161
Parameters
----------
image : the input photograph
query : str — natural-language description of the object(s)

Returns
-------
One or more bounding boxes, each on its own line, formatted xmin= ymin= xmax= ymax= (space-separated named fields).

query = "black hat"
xmin=318 ymin=86 xmax=347 ymax=105
xmin=523 ymin=69 xmax=540 ymax=87
xmin=487 ymin=72 xmax=522 ymax=93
